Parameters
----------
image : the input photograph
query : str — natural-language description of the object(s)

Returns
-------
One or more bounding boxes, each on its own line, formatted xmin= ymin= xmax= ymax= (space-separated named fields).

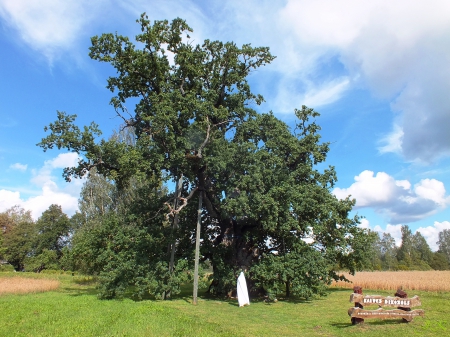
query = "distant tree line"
xmin=0 ymin=204 xmax=73 ymax=272
xmin=364 ymin=226 xmax=450 ymax=271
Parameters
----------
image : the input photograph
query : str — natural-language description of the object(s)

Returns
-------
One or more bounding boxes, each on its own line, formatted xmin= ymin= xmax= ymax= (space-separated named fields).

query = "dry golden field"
xmin=331 ymin=270 xmax=450 ymax=292
xmin=0 ymin=276 xmax=60 ymax=295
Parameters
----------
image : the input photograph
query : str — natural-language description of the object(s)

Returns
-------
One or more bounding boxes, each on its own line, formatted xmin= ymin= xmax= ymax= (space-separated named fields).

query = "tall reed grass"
xmin=0 ymin=276 xmax=60 ymax=295
xmin=331 ymin=270 xmax=450 ymax=292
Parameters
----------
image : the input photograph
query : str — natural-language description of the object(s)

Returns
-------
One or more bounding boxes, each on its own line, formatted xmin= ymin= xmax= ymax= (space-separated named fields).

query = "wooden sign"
xmin=350 ymin=293 xmax=421 ymax=308
xmin=348 ymin=307 xmax=425 ymax=322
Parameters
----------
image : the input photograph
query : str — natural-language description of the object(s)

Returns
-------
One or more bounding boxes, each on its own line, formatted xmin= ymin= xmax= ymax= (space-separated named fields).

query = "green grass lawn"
xmin=0 ymin=272 xmax=448 ymax=336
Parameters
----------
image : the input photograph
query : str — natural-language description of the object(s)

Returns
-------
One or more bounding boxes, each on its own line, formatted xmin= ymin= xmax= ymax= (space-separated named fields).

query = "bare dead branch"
xmin=114 ymin=107 xmax=129 ymax=125
xmin=213 ymin=119 xmax=233 ymax=127
xmin=163 ymin=186 xmax=199 ymax=222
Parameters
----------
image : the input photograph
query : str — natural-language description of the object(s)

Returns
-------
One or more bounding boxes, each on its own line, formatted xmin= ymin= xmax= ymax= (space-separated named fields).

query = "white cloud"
xmin=417 ymin=221 xmax=450 ymax=251
xmin=275 ymin=77 xmax=350 ymax=113
xmin=22 ymin=184 xmax=79 ymax=220
xmin=334 ymin=170 xmax=450 ymax=223
xmin=304 ymin=78 xmax=350 ymax=107
xmin=381 ymin=224 xmax=403 ymax=247
xmin=0 ymin=153 xmax=82 ymax=219
xmin=378 ymin=124 xmax=404 ymax=155
xmin=277 ymin=0 xmax=450 ymax=161
xmin=373 ymin=222 xmax=400 ymax=245
xmin=0 ymin=0 xmax=106 ymax=62
xmin=30 ymin=152 xmax=79 ymax=187
xmin=334 ymin=171 xmax=397 ymax=206
xmin=358 ymin=218 xmax=370 ymax=229
xmin=9 ymin=163 xmax=27 ymax=171
xmin=415 ymin=179 xmax=448 ymax=206
xmin=48 ymin=152 xmax=79 ymax=169
xmin=0 ymin=189 xmax=22 ymax=210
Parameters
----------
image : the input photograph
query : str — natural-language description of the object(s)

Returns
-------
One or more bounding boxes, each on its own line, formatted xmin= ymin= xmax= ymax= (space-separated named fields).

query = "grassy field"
xmin=0 ymin=271 xmax=449 ymax=336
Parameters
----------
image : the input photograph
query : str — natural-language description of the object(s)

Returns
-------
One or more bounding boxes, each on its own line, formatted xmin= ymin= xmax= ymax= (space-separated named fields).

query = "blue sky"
xmin=1 ymin=0 xmax=450 ymax=250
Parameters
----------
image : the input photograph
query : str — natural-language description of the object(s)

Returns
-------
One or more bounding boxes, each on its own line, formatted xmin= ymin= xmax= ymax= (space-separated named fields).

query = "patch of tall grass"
xmin=331 ymin=270 xmax=450 ymax=292
xmin=0 ymin=277 xmax=60 ymax=295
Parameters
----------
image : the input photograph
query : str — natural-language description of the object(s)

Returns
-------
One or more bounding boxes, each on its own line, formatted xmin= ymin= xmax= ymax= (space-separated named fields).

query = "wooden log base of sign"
xmin=350 ymin=294 xmax=421 ymax=308
xmin=348 ymin=307 xmax=425 ymax=322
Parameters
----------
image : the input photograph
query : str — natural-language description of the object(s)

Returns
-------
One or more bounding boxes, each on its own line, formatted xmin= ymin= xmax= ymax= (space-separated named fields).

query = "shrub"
xmin=0 ymin=264 xmax=15 ymax=272
xmin=397 ymin=264 xmax=409 ymax=271
xmin=40 ymin=269 xmax=63 ymax=274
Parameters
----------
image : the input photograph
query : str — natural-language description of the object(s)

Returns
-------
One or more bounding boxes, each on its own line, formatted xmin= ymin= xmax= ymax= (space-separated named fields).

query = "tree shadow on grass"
xmin=327 ymin=287 xmax=350 ymax=293
xmin=283 ymin=297 xmax=315 ymax=304
xmin=63 ymin=286 xmax=99 ymax=297
xmin=331 ymin=319 xmax=407 ymax=329
xmin=330 ymin=322 xmax=353 ymax=329
xmin=91 ymin=282 xmax=346 ymax=305
xmin=364 ymin=319 xmax=408 ymax=326
xmin=176 ymin=285 xmax=327 ymax=306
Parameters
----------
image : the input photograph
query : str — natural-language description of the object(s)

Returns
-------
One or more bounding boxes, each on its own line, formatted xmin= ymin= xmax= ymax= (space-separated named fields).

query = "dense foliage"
xmin=438 ymin=229 xmax=450 ymax=265
xmin=0 ymin=206 xmax=35 ymax=270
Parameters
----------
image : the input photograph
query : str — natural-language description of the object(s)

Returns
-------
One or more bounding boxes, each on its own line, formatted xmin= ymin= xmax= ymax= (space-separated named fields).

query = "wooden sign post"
xmin=348 ymin=288 xmax=424 ymax=324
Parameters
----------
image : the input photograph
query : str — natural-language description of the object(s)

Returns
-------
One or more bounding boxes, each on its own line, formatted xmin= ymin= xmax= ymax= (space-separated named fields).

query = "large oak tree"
xmin=39 ymin=14 xmax=372 ymax=299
